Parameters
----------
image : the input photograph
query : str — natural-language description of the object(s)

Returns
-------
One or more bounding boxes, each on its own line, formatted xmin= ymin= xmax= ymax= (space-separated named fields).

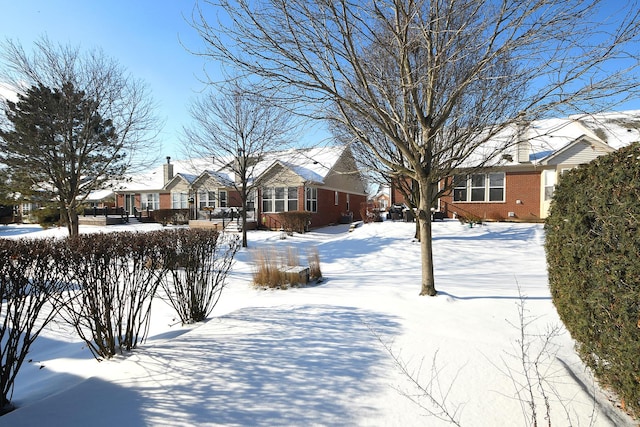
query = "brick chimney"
xmin=163 ymin=156 xmax=174 ymax=184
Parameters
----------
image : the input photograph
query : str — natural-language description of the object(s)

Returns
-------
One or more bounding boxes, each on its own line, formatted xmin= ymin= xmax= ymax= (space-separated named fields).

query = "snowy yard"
xmin=0 ymin=220 xmax=634 ymax=426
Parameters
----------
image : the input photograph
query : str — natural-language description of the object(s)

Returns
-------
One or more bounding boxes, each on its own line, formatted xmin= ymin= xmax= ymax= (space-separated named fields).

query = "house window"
xmin=275 ymin=187 xmax=285 ymax=212
xmin=453 ymin=175 xmax=467 ymax=202
xmin=470 ymin=174 xmax=486 ymax=201
xmin=171 ymin=192 xmax=189 ymax=209
xmin=219 ymin=190 xmax=228 ymax=208
xmin=334 ymin=191 xmax=339 ymax=206
xmin=262 ymin=188 xmax=273 ymax=213
xmin=198 ymin=191 xmax=216 ymax=209
xmin=488 ymin=173 xmax=505 ymax=201
xmin=453 ymin=172 xmax=505 ymax=202
xmin=306 ymin=187 xmax=318 ymax=212
xmin=288 ymin=188 xmax=298 ymax=211
xmin=141 ymin=193 xmax=160 ymax=210
xmin=543 ymin=170 xmax=556 ymax=201
xmin=346 ymin=194 xmax=350 ymax=211
xmin=246 ymin=190 xmax=256 ymax=210
xmin=262 ymin=186 xmax=298 ymax=212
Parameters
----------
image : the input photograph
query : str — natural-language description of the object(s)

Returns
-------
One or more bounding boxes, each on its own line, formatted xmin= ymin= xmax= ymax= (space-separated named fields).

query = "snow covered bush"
xmin=60 ymin=231 xmax=168 ymax=360
xmin=160 ymin=229 xmax=239 ymax=324
xmin=545 ymin=142 xmax=640 ymax=418
xmin=0 ymin=238 xmax=69 ymax=414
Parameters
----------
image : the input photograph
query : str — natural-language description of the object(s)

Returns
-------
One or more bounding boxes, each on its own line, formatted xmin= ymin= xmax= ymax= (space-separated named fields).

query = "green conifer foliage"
xmin=545 ymin=142 xmax=640 ymax=417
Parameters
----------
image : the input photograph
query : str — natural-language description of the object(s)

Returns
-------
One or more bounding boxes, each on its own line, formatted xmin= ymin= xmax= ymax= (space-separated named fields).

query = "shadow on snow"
xmin=131 ymin=305 xmax=401 ymax=426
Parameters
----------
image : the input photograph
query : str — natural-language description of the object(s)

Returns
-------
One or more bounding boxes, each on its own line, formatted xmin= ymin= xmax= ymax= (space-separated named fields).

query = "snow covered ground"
xmin=0 ymin=220 xmax=635 ymax=426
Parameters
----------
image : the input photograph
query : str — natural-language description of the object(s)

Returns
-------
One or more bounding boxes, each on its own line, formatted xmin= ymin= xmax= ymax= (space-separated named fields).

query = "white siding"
xmin=547 ymin=140 xmax=612 ymax=166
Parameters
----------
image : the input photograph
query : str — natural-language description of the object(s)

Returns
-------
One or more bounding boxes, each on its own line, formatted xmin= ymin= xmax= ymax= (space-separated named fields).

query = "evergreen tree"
xmin=0 ymin=82 xmax=121 ymax=235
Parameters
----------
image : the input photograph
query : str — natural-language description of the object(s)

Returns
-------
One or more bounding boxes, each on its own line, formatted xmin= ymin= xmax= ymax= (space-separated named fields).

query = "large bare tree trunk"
xmin=68 ymin=210 xmax=79 ymax=237
xmin=418 ymin=181 xmax=436 ymax=296
xmin=241 ymin=202 xmax=248 ymax=248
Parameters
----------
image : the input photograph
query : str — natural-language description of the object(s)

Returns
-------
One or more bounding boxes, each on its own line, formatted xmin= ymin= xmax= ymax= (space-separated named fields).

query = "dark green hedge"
xmin=545 ymin=142 xmax=640 ymax=417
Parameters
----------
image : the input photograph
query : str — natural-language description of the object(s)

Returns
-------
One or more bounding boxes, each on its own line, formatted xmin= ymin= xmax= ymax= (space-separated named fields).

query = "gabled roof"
xmin=192 ymin=169 xmax=235 ymax=188
xmin=165 ymin=172 xmax=199 ymax=191
xmin=252 ymin=145 xmax=345 ymax=185
xmin=115 ymin=157 xmax=208 ymax=192
xmin=114 ymin=144 xmax=351 ymax=193
xmin=537 ymin=135 xmax=614 ymax=165
xmin=477 ymin=110 xmax=640 ymax=168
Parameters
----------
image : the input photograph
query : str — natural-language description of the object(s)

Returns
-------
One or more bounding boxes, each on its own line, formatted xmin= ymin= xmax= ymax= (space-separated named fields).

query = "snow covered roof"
xmin=256 ymin=145 xmax=345 ymax=184
xmin=84 ymin=189 xmax=115 ymax=201
xmin=114 ymin=145 xmax=347 ymax=192
xmin=173 ymin=172 xmax=198 ymax=184
xmin=196 ymin=169 xmax=235 ymax=187
xmin=475 ymin=110 xmax=640 ymax=168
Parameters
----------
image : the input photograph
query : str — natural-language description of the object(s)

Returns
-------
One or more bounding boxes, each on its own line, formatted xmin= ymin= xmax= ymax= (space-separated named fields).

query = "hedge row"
xmin=0 ymin=229 xmax=239 ymax=414
xmin=278 ymin=211 xmax=312 ymax=233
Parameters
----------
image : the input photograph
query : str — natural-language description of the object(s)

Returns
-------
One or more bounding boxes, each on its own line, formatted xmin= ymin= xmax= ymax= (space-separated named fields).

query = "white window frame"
xmin=219 ymin=190 xmax=228 ymax=208
xmin=198 ymin=191 xmax=216 ymax=209
xmin=262 ymin=186 xmax=298 ymax=213
xmin=171 ymin=192 xmax=189 ymax=209
xmin=141 ymin=193 xmax=160 ymax=210
xmin=306 ymin=187 xmax=318 ymax=212
xmin=453 ymin=172 xmax=505 ymax=203
xmin=543 ymin=169 xmax=556 ymax=201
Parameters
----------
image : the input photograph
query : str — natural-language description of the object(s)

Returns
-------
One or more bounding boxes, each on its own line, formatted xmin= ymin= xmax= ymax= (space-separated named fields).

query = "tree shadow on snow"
xmin=129 ymin=305 xmax=402 ymax=426
xmin=0 ymin=376 xmax=146 ymax=427
xmin=432 ymin=223 xmax=544 ymax=243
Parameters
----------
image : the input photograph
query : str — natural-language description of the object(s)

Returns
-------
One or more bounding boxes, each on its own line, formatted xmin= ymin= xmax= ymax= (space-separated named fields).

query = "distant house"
xmin=370 ymin=186 xmax=391 ymax=211
xmin=114 ymin=145 xmax=368 ymax=229
xmin=391 ymin=111 xmax=640 ymax=222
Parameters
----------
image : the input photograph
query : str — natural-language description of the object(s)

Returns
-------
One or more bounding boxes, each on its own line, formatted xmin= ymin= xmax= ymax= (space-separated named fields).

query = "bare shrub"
xmin=59 ymin=231 xmax=167 ymax=360
xmin=251 ymin=246 xmax=320 ymax=288
xmin=251 ymin=247 xmax=287 ymax=288
xmin=307 ymin=247 xmax=322 ymax=281
xmin=160 ymin=229 xmax=239 ymax=324
xmin=371 ymin=327 xmax=463 ymax=426
xmin=0 ymin=238 xmax=69 ymax=414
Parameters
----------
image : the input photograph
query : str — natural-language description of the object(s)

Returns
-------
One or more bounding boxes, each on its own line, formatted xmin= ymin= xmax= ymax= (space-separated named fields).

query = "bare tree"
xmin=0 ymin=37 xmax=161 ymax=236
xmin=191 ymin=0 xmax=640 ymax=295
xmin=183 ymin=81 xmax=298 ymax=247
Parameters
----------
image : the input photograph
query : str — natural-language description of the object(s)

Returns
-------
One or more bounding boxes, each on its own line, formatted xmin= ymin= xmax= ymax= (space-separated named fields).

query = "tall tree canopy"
xmin=193 ymin=0 xmax=640 ymax=295
xmin=0 ymin=37 xmax=160 ymax=236
xmin=1 ymin=82 xmax=120 ymax=234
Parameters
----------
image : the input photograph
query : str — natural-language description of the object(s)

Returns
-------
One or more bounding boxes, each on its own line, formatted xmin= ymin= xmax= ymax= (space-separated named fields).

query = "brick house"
xmin=371 ymin=186 xmax=391 ymax=211
xmin=253 ymin=145 xmax=368 ymax=228
xmin=392 ymin=111 xmax=640 ymax=222
xmin=114 ymin=144 xmax=368 ymax=229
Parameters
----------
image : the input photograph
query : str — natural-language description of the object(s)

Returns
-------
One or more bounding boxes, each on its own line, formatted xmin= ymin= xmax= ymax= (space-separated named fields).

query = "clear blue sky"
xmin=1 ymin=1 xmax=638 ymax=166
xmin=0 ymin=0 xmax=212 ymax=164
